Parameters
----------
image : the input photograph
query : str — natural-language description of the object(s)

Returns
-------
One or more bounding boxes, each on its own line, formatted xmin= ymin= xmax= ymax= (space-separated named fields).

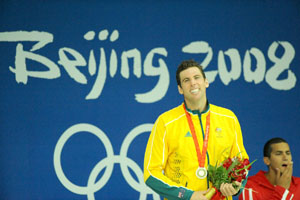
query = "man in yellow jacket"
xmin=144 ymin=60 xmax=248 ymax=200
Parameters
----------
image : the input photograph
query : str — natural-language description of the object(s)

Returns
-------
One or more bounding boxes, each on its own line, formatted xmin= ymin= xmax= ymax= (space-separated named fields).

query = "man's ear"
xmin=264 ymin=157 xmax=270 ymax=166
xmin=205 ymin=78 xmax=209 ymax=88
xmin=178 ymin=85 xmax=183 ymax=94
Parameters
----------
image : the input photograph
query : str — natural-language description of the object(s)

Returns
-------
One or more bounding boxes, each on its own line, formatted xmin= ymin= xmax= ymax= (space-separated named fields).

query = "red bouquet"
xmin=205 ymin=155 xmax=256 ymax=199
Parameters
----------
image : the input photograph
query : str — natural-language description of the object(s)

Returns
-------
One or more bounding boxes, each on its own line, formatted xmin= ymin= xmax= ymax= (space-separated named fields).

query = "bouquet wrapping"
xmin=205 ymin=155 xmax=256 ymax=200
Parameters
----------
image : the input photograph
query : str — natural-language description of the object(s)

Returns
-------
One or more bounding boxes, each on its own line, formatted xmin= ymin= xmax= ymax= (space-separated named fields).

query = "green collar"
xmin=184 ymin=101 xmax=210 ymax=115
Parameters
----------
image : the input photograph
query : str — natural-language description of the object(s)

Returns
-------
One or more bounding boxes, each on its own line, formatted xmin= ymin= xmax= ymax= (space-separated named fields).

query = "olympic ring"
xmin=53 ymin=123 xmax=160 ymax=200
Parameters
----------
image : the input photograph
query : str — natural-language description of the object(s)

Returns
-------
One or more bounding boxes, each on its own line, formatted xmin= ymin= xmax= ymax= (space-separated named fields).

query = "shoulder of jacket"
xmin=247 ymin=171 xmax=267 ymax=185
xmin=292 ymin=176 xmax=300 ymax=183
xmin=158 ymin=104 xmax=185 ymax=122
xmin=210 ymin=104 xmax=236 ymax=117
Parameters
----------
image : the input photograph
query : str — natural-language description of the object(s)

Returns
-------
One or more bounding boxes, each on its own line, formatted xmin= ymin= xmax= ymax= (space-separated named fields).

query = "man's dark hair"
xmin=263 ymin=137 xmax=288 ymax=158
xmin=176 ymin=60 xmax=206 ymax=87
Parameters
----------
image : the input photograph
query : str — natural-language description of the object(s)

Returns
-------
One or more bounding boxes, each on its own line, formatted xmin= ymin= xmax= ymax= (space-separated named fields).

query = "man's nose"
xmin=190 ymin=78 xmax=196 ymax=85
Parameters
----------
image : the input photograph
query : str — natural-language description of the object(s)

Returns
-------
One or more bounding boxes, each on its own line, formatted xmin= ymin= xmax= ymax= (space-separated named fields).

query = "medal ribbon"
xmin=183 ymin=104 xmax=210 ymax=168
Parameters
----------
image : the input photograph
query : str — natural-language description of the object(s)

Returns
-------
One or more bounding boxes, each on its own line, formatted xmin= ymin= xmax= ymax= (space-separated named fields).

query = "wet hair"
xmin=263 ymin=137 xmax=288 ymax=158
xmin=176 ymin=59 xmax=206 ymax=87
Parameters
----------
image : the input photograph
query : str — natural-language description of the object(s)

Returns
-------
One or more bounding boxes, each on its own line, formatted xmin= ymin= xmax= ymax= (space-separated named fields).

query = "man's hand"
xmin=190 ymin=190 xmax=209 ymax=200
xmin=220 ymin=181 xmax=241 ymax=197
xmin=275 ymin=161 xmax=293 ymax=189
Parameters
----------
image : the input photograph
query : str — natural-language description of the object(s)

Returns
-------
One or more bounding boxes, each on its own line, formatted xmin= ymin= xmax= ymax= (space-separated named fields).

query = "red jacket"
xmin=239 ymin=170 xmax=300 ymax=200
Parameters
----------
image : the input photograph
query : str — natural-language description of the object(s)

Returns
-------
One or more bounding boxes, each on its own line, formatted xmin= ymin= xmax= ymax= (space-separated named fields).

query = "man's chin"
xmin=280 ymin=167 xmax=288 ymax=174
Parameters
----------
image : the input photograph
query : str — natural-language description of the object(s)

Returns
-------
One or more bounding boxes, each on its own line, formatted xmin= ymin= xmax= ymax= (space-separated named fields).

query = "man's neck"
xmin=264 ymin=170 xmax=277 ymax=185
xmin=186 ymin=99 xmax=208 ymax=112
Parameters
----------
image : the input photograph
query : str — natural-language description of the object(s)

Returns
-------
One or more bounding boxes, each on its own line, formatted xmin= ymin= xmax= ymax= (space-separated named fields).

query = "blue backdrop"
xmin=0 ymin=1 xmax=299 ymax=199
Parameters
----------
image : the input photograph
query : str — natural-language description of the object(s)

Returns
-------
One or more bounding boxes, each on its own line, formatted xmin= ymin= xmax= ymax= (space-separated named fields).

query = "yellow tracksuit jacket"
xmin=144 ymin=103 xmax=248 ymax=200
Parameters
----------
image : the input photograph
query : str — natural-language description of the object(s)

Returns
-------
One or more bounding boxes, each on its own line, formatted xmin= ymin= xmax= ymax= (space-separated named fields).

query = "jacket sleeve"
xmin=273 ymin=185 xmax=295 ymax=200
xmin=239 ymin=178 xmax=265 ymax=200
xmin=144 ymin=116 xmax=194 ymax=200
xmin=239 ymin=180 xmax=293 ymax=200
xmin=239 ymin=179 xmax=255 ymax=200
xmin=230 ymin=114 xmax=249 ymax=160
xmin=230 ymin=114 xmax=249 ymax=197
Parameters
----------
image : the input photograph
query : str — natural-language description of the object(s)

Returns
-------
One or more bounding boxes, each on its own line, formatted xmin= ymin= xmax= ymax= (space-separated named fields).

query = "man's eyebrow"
xmin=274 ymin=150 xmax=290 ymax=153
xmin=274 ymin=150 xmax=283 ymax=153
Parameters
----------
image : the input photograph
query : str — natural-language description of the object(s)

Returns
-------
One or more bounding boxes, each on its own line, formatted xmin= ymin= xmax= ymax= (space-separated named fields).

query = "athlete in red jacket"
xmin=239 ymin=137 xmax=300 ymax=200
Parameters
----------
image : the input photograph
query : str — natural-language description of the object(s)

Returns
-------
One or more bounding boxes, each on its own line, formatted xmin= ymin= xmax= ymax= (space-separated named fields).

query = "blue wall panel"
xmin=0 ymin=1 xmax=299 ymax=199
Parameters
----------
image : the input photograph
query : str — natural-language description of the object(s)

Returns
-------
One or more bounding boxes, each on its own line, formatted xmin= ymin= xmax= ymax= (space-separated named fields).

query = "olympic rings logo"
xmin=53 ymin=123 xmax=160 ymax=200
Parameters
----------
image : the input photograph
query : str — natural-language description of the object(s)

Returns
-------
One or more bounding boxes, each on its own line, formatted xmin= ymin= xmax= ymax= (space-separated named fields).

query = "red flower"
xmin=236 ymin=176 xmax=243 ymax=182
xmin=206 ymin=154 xmax=256 ymax=200
xmin=222 ymin=158 xmax=233 ymax=169
xmin=243 ymin=159 xmax=251 ymax=169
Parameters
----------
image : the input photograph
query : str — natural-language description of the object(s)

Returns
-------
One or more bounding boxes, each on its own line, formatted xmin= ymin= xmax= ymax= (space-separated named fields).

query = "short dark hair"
xmin=176 ymin=59 xmax=206 ymax=86
xmin=263 ymin=137 xmax=288 ymax=158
